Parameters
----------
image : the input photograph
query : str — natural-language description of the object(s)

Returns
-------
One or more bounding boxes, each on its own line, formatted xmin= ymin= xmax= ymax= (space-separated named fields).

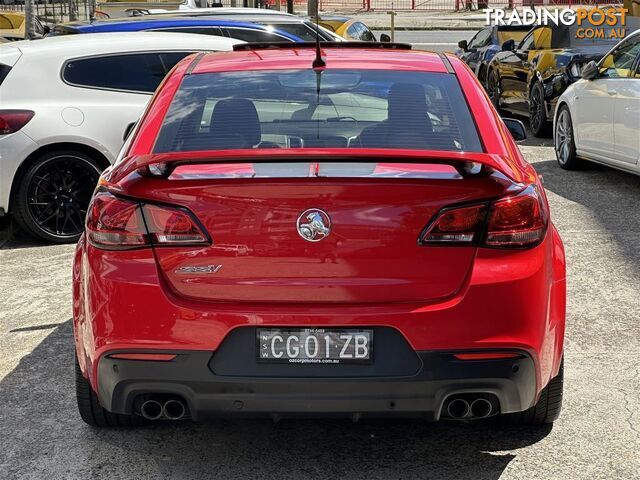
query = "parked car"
xmin=49 ymin=17 xmax=304 ymax=43
xmin=0 ymin=32 xmax=240 ymax=242
xmin=143 ymin=8 xmax=344 ymax=41
xmin=553 ymin=30 xmax=640 ymax=174
xmin=184 ymin=13 xmax=344 ymax=42
xmin=486 ymin=21 xmax=639 ymax=136
xmin=0 ymin=11 xmax=47 ymax=40
xmin=454 ymin=25 xmax=529 ymax=87
xmin=72 ymin=43 xmax=565 ymax=428
xmin=317 ymin=15 xmax=382 ymax=42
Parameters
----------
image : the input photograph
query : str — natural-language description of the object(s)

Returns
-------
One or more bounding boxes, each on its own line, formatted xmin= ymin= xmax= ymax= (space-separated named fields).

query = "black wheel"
xmin=477 ymin=64 xmax=488 ymax=88
xmin=75 ymin=355 xmax=146 ymax=428
xmin=554 ymin=105 xmax=580 ymax=170
xmin=487 ymin=69 xmax=501 ymax=110
xmin=11 ymin=150 xmax=103 ymax=243
xmin=506 ymin=357 xmax=564 ymax=426
xmin=529 ymin=81 xmax=551 ymax=137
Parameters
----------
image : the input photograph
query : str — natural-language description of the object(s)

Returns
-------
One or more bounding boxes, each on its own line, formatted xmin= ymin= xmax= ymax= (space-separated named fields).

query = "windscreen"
xmin=153 ymin=69 xmax=483 ymax=154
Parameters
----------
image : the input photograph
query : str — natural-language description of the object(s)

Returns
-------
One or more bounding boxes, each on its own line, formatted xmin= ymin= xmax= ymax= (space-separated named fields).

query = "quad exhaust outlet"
xmin=444 ymin=395 xmax=497 ymax=420
xmin=140 ymin=398 xmax=187 ymax=421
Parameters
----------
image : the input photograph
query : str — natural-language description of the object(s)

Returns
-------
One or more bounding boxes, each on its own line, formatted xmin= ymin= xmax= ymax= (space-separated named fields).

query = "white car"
xmin=0 ymin=32 xmax=240 ymax=242
xmin=554 ymin=29 xmax=640 ymax=175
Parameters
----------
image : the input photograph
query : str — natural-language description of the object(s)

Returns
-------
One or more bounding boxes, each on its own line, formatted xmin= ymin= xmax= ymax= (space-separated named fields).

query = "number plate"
xmin=256 ymin=328 xmax=373 ymax=364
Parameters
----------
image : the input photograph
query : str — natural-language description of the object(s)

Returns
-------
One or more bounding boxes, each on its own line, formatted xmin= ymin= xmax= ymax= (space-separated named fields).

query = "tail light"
xmin=420 ymin=203 xmax=487 ymax=244
xmin=86 ymin=191 xmax=208 ymax=249
xmin=485 ymin=185 xmax=547 ymax=247
xmin=420 ymin=185 xmax=548 ymax=249
xmin=142 ymin=203 xmax=208 ymax=245
xmin=86 ymin=193 xmax=147 ymax=248
xmin=0 ymin=110 xmax=34 ymax=135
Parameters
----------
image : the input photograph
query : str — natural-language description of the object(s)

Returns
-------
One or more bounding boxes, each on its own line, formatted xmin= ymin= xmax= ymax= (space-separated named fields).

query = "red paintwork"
xmin=74 ymin=47 xmax=566 ymax=406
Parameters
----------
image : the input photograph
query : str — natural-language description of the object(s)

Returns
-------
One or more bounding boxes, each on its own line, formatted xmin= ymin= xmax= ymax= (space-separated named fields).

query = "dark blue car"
xmin=48 ymin=17 xmax=304 ymax=43
xmin=454 ymin=25 xmax=530 ymax=88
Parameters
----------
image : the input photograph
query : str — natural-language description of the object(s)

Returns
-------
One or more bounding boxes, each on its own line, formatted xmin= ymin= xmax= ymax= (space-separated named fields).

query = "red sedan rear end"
xmin=72 ymin=44 xmax=566 ymax=427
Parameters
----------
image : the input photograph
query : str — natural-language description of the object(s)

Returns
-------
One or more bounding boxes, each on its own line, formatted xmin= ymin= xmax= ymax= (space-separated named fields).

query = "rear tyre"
xmin=529 ymin=81 xmax=551 ymax=137
xmin=11 ymin=150 xmax=103 ymax=243
xmin=507 ymin=357 xmax=564 ymax=426
xmin=75 ymin=356 xmax=145 ymax=428
xmin=554 ymin=106 xmax=580 ymax=170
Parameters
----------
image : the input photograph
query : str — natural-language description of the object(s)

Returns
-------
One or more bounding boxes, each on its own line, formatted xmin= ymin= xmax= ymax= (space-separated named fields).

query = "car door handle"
xmin=608 ymin=89 xmax=617 ymax=95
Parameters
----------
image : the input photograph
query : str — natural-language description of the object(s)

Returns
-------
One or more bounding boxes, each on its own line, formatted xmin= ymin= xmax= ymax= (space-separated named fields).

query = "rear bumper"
xmin=97 ymin=350 xmax=536 ymax=420
xmin=74 ymin=226 xmax=566 ymax=407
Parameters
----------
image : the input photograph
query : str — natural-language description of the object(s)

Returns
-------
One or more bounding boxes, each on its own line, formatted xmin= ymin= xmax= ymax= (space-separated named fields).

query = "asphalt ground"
xmin=1 ymin=65 xmax=639 ymax=480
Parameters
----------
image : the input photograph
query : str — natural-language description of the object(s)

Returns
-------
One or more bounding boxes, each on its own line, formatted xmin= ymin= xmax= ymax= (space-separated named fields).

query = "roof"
xmin=3 ymin=32 xmax=240 ymax=57
xmin=192 ymin=47 xmax=449 ymax=75
xmin=159 ymin=7 xmax=295 ymax=17
xmin=63 ymin=17 xmax=298 ymax=33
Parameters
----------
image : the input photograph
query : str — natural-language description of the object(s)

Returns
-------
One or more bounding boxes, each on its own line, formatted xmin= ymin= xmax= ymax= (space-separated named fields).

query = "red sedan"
xmin=73 ymin=43 xmax=566 ymax=427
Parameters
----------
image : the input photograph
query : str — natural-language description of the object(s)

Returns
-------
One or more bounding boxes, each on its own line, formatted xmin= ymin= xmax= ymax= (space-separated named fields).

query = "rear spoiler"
xmin=108 ymin=148 xmax=528 ymax=184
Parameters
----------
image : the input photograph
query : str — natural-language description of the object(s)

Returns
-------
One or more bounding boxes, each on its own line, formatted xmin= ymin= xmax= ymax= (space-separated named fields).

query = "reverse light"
xmin=0 ymin=110 xmax=34 ymax=135
xmin=420 ymin=185 xmax=548 ymax=249
xmin=86 ymin=191 xmax=209 ymax=249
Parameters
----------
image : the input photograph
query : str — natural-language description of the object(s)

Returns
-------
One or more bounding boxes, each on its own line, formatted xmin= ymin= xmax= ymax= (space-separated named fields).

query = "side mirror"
xmin=123 ymin=122 xmax=136 ymax=142
xmin=504 ymin=118 xmax=527 ymax=141
xmin=458 ymin=40 xmax=468 ymax=51
xmin=581 ymin=60 xmax=599 ymax=81
xmin=379 ymin=33 xmax=391 ymax=43
xmin=501 ymin=39 xmax=515 ymax=51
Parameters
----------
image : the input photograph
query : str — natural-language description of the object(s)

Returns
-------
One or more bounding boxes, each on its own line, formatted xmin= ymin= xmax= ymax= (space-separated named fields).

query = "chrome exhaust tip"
xmin=163 ymin=399 xmax=186 ymax=420
xmin=470 ymin=398 xmax=493 ymax=418
xmin=140 ymin=399 xmax=163 ymax=420
xmin=446 ymin=398 xmax=470 ymax=419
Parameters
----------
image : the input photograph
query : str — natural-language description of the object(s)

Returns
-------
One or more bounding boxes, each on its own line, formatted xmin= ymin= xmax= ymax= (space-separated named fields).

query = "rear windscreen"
xmin=153 ymin=69 xmax=483 ymax=154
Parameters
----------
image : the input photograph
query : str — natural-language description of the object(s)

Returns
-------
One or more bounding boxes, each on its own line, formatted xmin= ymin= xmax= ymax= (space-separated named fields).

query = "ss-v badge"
xmin=175 ymin=265 xmax=222 ymax=274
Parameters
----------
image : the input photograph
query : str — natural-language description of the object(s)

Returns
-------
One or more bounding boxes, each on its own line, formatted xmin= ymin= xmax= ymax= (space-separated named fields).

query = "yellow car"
xmin=318 ymin=16 xmax=385 ymax=42
xmin=0 ymin=12 xmax=47 ymax=40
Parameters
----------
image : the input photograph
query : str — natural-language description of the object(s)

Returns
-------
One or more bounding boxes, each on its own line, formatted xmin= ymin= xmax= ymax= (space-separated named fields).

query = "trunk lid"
xmin=130 ymin=162 xmax=513 ymax=304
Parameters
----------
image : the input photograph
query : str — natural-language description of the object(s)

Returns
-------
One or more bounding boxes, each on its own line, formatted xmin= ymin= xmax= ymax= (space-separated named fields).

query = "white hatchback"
xmin=0 ymin=32 xmax=240 ymax=242
xmin=553 ymin=30 xmax=640 ymax=175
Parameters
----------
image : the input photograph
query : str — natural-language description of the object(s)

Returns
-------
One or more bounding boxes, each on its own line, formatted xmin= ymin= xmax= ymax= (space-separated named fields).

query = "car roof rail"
xmin=232 ymin=41 xmax=413 ymax=52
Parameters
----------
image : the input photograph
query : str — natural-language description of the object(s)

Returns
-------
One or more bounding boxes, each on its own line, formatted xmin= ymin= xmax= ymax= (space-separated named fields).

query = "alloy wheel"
xmin=530 ymin=84 xmax=544 ymax=132
xmin=487 ymin=72 xmax=500 ymax=108
xmin=26 ymin=155 xmax=100 ymax=238
xmin=555 ymin=109 xmax=572 ymax=165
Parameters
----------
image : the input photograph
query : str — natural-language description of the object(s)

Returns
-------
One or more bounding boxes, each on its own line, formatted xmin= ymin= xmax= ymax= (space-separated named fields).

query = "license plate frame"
xmin=256 ymin=328 xmax=374 ymax=365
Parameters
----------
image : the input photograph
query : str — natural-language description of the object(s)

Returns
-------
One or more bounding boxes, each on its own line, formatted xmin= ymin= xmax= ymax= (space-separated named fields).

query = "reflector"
xmin=108 ymin=353 xmax=177 ymax=361
xmin=453 ymin=352 xmax=521 ymax=361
